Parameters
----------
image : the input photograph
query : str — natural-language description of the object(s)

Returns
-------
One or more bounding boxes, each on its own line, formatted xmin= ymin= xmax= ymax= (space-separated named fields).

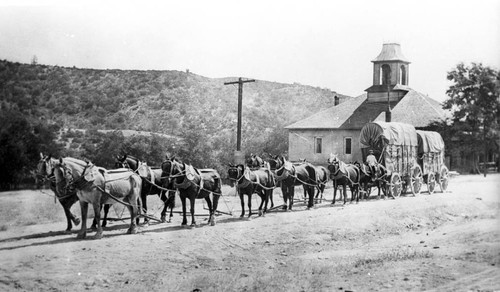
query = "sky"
xmin=0 ymin=0 xmax=499 ymax=102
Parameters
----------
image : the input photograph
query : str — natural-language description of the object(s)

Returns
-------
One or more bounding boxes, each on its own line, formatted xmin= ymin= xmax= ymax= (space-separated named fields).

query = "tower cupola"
xmin=365 ymin=43 xmax=411 ymax=103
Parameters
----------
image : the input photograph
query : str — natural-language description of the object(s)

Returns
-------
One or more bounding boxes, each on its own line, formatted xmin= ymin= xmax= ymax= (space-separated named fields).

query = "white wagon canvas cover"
xmin=359 ymin=121 xmax=418 ymax=175
xmin=416 ymin=130 xmax=445 ymax=175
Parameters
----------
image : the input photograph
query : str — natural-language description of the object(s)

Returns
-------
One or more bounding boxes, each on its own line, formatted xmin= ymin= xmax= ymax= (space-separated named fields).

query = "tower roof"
xmin=372 ymin=43 xmax=410 ymax=63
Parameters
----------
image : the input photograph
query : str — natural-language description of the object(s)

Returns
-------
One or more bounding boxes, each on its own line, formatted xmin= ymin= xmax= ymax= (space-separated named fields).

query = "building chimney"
xmin=385 ymin=109 xmax=392 ymax=122
xmin=334 ymin=96 xmax=339 ymax=106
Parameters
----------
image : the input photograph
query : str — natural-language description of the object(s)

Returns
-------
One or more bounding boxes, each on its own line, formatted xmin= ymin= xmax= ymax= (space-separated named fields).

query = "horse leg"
xmin=90 ymin=205 xmax=101 ymax=230
xmin=247 ymin=193 xmax=253 ymax=218
xmin=77 ymin=200 xmax=88 ymax=239
xmin=281 ymin=185 xmax=288 ymax=210
xmin=342 ymin=183 xmax=346 ymax=205
xmin=189 ymin=196 xmax=196 ymax=226
xmin=239 ymin=189 xmax=245 ymax=218
xmin=269 ymin=189 xmax=274 ymax=209
xmin=211 ymin=194 xmax=220 ymax=226
xmin=92 ymin=202 xmax=103 ymax=239
xmin=257 ymin=191 xmax=265 ymax=216
xmin=288 ymin=185 xmax=295 ymax=211
xmin=160 ymin=192 xmax=168 ymax=223
xmin=307 ymin=186 xmax=314 ymax=209
xmin=332 ymin=180 xmax=337 ymax=205
xmin=204 ymin=196 xmax=214 ymax=225
xmin=180 ymin=195 xmax=188 ymax=226
xmin=60 ymin=200 xmax=74 ymax=232
xmin=126 ymin=196 xmax=139 ymax=235
xmin=263 ymin=189 xmax=270 ymax=215
xmin=141 ymin=193 xmax=149 ymax=225
xmin=167 ymin=191 xmax=176 ymax=223
xmin=102 ymin=204 xmax=110 ymax=228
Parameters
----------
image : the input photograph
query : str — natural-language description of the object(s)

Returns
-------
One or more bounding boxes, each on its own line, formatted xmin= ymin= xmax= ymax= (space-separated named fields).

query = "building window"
xmin=344 ymin=137 xmax=352 ymax=155
xmin=381 ymin=64 xmax=391 ymax=85
xmin=400 ymin=65 xmax=407 ymax=85
xmin=315 ymin=137 xmax=322 ymax=154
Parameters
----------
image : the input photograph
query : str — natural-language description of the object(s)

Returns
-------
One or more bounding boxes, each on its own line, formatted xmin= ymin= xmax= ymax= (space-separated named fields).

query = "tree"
xmin=444 ymin=63 xmax=500 ymax=175
xmin=0 ymin=110 xmax=61 ymax=189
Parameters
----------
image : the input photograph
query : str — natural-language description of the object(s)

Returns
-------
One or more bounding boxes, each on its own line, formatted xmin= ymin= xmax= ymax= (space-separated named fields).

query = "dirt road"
xmin=0 ymin=174 xmax=499 ymax=291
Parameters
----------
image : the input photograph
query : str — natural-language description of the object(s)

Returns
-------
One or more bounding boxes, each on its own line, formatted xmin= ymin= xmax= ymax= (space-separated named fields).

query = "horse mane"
xmin=63 ymin=157 xmax=90 ymax=167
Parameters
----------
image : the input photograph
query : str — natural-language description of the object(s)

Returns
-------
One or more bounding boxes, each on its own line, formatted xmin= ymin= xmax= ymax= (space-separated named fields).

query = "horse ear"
xmin=40 ymin=152 xmax=44 ymax=159
xmin=48 ymin=154 xmax=52 ymax=160
xmin=171 ymin=156 xmax=175 ymax=161
xmin=59 ymin=157 xmax=63 ymax=163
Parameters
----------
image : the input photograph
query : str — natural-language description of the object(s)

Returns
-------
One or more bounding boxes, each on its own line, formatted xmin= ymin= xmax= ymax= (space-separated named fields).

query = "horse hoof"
xmin=74 ymin=218 xmax=81 ymax=226
xmin=93 ymin=233 xmax=103 ymax=239
xmin=210 ymin=220 xmax=216 ymax=226
xmin=127 ymin=228 xmax=137 ymax=234
xmin=76 ymin=233 xmax=86 ymax=240
xmin=160 ymin=216 xmax=166 ymax=223
xmin=64 ymin=229 xmax=72 ymax=234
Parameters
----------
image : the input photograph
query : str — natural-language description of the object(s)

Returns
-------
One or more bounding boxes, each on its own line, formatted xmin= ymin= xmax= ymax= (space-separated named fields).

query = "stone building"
xmin=285 ymin=43 xmax=448 ymax=165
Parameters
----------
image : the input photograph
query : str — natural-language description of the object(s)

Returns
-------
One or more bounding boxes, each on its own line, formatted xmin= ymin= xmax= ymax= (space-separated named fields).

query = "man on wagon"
xmin=366 ymin=150 xmax=378 ymax=174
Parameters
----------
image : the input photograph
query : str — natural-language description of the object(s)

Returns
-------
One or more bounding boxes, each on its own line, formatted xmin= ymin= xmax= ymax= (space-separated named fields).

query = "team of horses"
xmin=36 ymin=152 xmax=389 ymax=240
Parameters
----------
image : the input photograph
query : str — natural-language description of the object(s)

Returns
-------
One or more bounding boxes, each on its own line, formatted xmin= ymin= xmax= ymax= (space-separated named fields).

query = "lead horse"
xmin=327 ymin=154 xmax=360 ymax=204
xmin=36 ymin=153 xmax=80 ymax=232
xmin=53 ymin=157 xmax=142 ymax=239
xmin=116 ymin=154 xmax=176 ymax=223
xmin=160 ymin=157 xmax=221 ymax=227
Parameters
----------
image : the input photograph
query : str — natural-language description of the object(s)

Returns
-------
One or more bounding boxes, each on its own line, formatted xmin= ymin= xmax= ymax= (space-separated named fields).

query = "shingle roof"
xmin=285 ymin=89 xmax=448 ymax=130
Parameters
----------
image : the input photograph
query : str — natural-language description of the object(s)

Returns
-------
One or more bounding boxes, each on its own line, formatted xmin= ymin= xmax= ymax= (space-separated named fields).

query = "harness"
xmin=229 ymin=167 xmax=276 ymax=191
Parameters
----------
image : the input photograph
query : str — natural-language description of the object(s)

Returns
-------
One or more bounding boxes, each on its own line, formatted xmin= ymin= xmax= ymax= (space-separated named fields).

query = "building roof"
xmin=373 ymin=90 xmax=449 ymax=127
xmin=285 ymin=89 xmax=448 ymax=130
xmin=285 ymin=93 xmax=367 ymax=129
xmin=372 ymin=43 xmax=410 ymax=63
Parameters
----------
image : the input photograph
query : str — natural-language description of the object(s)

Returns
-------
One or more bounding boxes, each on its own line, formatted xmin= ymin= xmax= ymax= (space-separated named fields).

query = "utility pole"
xmin=224 ymin=77 xmax=255 ymax=163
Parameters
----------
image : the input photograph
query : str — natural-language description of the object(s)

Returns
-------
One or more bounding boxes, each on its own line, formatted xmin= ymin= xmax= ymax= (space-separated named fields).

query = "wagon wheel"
xmin=411 ymin=165 xmax=423 ymax=195
xmin=438 ymin=166 xmax=449 ymax=192
xmin=427 ymin=172 xmax=436 ymax=194
xmin=389 ymin=173 xmax=402 ymax=198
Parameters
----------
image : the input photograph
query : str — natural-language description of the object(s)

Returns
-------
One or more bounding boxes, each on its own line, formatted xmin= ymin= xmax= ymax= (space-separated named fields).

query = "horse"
xmin=116 ymin=154 xmax=176 ymax=223
xmin=160 ymin=157 xmax=220 ymax=227
xmin=246 ymin=154 xmax=264 ymax=169
xmin=228 ymin=163 xmax=276 ymax=218
xmin=268 ymin=155 xmax=317 ymax=210
xmin=327 ymin=154 xmax=360 ymax=204
xmin=53 ymin=157 xmax=142 ymax=239
xmin=312 ymin=165 xmax=330 ymax=202
xmin=36 ymin=153 xmax=80 ymax=232
xmin=353 ymin=161 xmax=375 ymax=200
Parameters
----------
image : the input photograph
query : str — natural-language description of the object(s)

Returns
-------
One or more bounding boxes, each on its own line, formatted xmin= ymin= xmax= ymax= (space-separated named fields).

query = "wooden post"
xmin=224 ymin=78 xmax=255 ymax=151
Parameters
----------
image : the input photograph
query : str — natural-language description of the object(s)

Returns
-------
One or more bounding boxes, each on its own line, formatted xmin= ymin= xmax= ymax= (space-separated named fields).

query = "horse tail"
xmin=306 ymin=164 xmax=317 ymax=185
xmin=165 ymin=190 xmax=176 ymax=209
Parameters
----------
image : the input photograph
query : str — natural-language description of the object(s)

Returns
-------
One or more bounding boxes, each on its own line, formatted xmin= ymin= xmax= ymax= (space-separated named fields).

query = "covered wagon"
xmin=416 ymin=130 xmax=448 ymax=194
xmin=359 ymin=121 xmax=423 ymax=197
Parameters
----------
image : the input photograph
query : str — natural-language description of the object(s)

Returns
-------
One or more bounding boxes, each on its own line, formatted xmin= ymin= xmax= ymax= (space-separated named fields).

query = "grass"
xmin=352 ymin=248 xmax=433 ymax=268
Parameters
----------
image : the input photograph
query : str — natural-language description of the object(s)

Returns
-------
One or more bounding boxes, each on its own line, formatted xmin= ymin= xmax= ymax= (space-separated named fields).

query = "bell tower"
xmin=365 ymin=43 xmax=411 ymax=103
